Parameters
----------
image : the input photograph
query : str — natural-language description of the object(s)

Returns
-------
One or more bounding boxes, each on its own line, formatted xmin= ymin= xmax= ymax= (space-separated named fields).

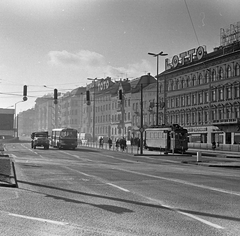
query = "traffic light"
xmin=86 ymin=90 xmax=91 ymax=105
xmin=54 ymin=89 xmax=58 ymax=100
xmin=86 ymin=90 xmax=90 ymax=101
xmin=118 ymin=89 xmax=122 ymax=100
xmin=23 ymin=85 xmax=28 ymax=101
xmin=54 ymin=89 xmax=58 ymax=104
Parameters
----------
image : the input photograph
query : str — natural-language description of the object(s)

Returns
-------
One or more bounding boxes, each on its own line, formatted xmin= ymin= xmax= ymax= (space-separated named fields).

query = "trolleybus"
xmin=51 ymin=128 xmax=78 ymax=150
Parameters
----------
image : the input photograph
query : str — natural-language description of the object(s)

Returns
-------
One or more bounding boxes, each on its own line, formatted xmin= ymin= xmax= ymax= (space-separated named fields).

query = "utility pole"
xmin=140 ymin=84 xmax=143 ymax=155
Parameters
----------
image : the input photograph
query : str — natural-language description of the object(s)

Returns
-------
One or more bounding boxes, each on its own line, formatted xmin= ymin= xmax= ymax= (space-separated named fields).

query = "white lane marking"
xmin=8 ymin=213 xmax=69 ymax=226
xmin=106 ymin=183 xmax=130 ymax=192
xmin=98 ymin=153 xmax=139 ymax=163
xmin=145 ymin=197 xmax=224 ymax=230
xmin=118 ymin=169 xmax=240 ymax=197
xmin=178 ymin=211 xmax=224 ymax=229
xmin=60 ymin=151 xmax=94 ymax=162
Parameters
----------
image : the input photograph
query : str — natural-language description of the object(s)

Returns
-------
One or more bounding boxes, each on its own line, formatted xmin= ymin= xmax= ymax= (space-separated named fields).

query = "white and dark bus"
xmin=51 ymin=128 xmax=78 ymax=150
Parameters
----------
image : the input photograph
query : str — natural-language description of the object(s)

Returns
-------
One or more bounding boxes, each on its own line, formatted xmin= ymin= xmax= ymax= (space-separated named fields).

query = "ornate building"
xmin=158 ymin=29 xmax=240 ymax=144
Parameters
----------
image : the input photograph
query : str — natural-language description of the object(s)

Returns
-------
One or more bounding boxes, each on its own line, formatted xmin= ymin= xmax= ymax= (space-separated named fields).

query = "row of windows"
xmin=95 ymin=112 xmax=131 ymax=123
xmin=94 ymin=126 xmax=129 ymax=137
xmin=168 ymin=84 xmax=240 ymax=109
xmin=167 ymin=63 xmax=240 ymax=91
xmin=168 ymin=107 xmax=240 ymax=124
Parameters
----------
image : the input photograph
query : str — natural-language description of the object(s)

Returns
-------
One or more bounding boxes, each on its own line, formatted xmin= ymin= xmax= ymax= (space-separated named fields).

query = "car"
xmin=31 ymin=131 xmax=49 ymax=150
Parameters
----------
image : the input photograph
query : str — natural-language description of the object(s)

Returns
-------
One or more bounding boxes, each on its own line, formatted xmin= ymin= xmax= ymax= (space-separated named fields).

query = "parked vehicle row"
xmin=31 ymin=128 xmax=78 ymax=150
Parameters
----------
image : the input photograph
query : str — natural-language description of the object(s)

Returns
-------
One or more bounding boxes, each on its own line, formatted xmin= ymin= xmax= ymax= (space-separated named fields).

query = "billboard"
xmin=0 ymin=114 xmax=14 ymax=130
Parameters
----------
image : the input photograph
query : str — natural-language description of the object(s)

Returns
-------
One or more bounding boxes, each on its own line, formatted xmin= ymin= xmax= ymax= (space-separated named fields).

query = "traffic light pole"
xmin=140 ymin=84 xmax=143 ymax=155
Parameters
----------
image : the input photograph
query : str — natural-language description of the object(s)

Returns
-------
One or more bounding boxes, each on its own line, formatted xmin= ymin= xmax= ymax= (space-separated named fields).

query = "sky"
xmin=0 ymin=0 xmax=240 ymax=113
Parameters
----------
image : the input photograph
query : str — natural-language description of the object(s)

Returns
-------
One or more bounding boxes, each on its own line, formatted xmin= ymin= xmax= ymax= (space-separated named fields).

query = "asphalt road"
xmin=1 ymin=143 xmax=240 ymax=236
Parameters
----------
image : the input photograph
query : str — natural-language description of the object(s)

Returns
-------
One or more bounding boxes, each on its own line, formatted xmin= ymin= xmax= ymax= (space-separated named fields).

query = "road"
xmin=1 ymin=142 xmax=240 ymax=236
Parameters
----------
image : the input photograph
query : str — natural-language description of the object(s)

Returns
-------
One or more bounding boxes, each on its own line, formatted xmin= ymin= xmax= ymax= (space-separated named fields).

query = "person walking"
xmin=108 ymin=137 xmax=112 ymax=149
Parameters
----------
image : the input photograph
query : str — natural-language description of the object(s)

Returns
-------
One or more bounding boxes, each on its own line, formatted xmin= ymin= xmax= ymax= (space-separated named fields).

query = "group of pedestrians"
xmin=99 ymin=136 xmax=141 ymax=152
xmin=115 ymin=137 xmax=127 ymax=151
xmin=98 ymin=137 xmax=128 ymax=151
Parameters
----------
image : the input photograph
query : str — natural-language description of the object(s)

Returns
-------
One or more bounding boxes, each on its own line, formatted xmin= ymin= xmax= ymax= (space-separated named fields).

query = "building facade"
xmin=158 ymin=37 xmax=240 ymax=144
xmin=60 ymin=87 xmax=85 ymax=132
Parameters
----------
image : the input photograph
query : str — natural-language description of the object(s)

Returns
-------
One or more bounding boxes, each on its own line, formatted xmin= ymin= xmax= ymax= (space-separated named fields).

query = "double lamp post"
xmin=148 ymin=51 xmax=168 ymax=126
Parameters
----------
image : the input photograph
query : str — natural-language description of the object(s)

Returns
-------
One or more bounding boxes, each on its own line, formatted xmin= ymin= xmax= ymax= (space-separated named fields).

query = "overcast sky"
xmin=0 ymin=0 xmax=240 ymax=112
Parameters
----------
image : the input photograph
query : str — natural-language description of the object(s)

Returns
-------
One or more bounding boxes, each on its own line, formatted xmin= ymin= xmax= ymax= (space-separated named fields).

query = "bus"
xmin=144 ymin=124 xmax=188 ymax=153
xmin=51 ymin=128 xmax=78 ymax=150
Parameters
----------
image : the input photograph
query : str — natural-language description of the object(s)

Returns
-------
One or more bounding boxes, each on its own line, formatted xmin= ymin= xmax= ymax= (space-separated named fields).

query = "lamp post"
xmin=148 ymin=51 xmax=168 ymax=126
xmin=15 ymin=100 xmax=25 ymax=138
xmin=87 ymin=78 xmax=98 ymax=142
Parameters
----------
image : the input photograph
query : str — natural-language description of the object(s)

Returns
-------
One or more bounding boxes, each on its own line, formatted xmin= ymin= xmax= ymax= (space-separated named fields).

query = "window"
xmin=204 ymin=92 xmax=209 ymax=103
xmin=192 ymin=112 xmax=195 ymax=123
xmin=169 ymin=81 xmax=173 ymax=91
xmin=186 ymin=76 xmax=190 ymax=87
xmin=181 ymin=79 xmax=184 ymax=88
xmin=226 ymin=87 xmax=232 ymax=100
xmin=205 ymin=70 xmax=210 ymax=83
xmin=219 ymin=88 xmax=224 ymax=100
xmin=176 ymin=97 xmax=179 ymax=107
xmin=234 ymin=107 xmax=239 ymax=118
xmin=226 ymin=66 xmax=232 ymax=78
xmin=226 ymin=108 xmax=231 ymax=119
xmin=186 ymin=113 xmax=190 ymax=124
xmin=181 ymin=96 xmax=185 ymax=107
xmin=219 ymin=67 xmax=224 ymax=80
xmin=204 ymin=111 xmax=208 ymax=123
xmin=198 ymin=112 xmax=202 ymax=123
xmin=171 ymin=98 xmax=174 ymax=108
xmin=212 ymin=69 xmax=216 ymax=81
xmin=187 ymin=95 xmax=190 ymax=106
xmin=212 ymin=110 xmax=216 ymax=120
xmin=192 ymin=75 xmax=196 ymax=86
xmin=192 ymin=94 xmax=196 ymax=105
xmin=212 ymin=90 xmax=216 ymax=101
xmin=235 ymin=63 xmax=240 ymax=76
xmin=219 ymin=109 xmax=223 ymax=120
xmin=198 ymin=93 xmax=203 ymax=104
xmin=234 ymin=86 xmax=240 ymax=98
xmin=198 ymin=73 xmax=203 ymax=85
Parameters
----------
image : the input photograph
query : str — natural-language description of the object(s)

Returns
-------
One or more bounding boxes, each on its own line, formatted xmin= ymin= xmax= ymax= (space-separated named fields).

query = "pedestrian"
xmin=116 ymin=138 xmax=120 ymax=151
xmin=99 ymin=137 xmax=103 ymax=149
xmin=137 ymin=138 xmax=141 ymax=151
xmin=108 ymin=137 xmax=112 ymax=149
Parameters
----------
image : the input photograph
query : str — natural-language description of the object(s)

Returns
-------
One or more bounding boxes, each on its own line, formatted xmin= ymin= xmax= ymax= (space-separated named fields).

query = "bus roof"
xmin=52 ymin=128 xmax=78 ymax=132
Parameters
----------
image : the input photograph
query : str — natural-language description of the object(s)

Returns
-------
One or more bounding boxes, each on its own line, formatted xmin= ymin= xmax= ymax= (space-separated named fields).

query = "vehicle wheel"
xmin=33 ymin=145 xmax=36 ymax=149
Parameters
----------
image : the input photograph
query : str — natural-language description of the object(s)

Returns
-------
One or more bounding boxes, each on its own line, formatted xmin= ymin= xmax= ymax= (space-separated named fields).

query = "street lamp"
xmin=87 ymin=78 xmax=98 ymax=142
xmin=15 ymin=100 xmax=25 ymax=138
xmin=148 ymin=51 xmax=168 ymax=126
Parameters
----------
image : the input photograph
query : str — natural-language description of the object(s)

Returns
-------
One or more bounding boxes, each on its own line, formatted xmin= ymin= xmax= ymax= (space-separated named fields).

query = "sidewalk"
xmin=79 ymin=143 xmax=240 ymax=168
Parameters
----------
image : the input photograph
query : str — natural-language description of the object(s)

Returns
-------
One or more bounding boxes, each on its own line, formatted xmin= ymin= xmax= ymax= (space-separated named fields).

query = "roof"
xmin=70 ymin=87 xmax=86 ymax=96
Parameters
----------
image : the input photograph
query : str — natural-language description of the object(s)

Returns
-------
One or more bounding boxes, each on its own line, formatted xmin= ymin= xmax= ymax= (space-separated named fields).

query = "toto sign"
xmin=165 ymin=46 xmax=207 ymax=70
xmin=87 ymin=78 xmax=111 ymax=91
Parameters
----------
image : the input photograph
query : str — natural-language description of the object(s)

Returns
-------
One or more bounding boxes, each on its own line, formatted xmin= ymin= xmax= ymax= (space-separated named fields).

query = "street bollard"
xmin=197 ymin=151 xmax=201 ymax=162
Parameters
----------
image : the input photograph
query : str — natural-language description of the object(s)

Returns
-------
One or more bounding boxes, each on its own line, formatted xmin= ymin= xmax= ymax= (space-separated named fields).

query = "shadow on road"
xmin=18 ymin=179 xmax=240 ymax=222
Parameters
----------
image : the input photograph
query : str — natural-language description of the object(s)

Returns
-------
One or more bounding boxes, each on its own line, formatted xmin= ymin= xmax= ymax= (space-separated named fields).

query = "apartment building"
xmin=158 ymin=23 xmax=240 ymax=144
xmin=60 ymin=87 xmax=85 ymax=132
